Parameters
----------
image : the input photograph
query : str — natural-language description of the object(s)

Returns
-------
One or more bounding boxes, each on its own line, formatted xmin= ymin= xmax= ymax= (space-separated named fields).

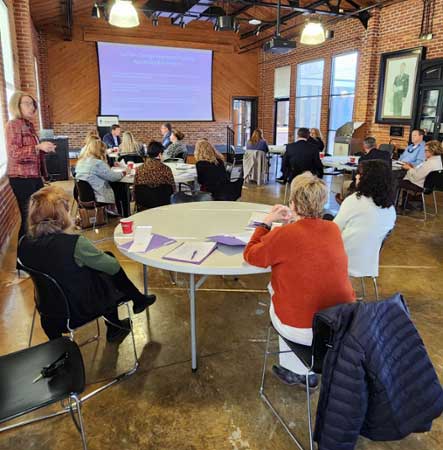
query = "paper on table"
xmin=117 ymin=234 xmax=176 ymax=252
xmin=163 ymin=241 xmax=217 ymax=264
xmin=207 ymin=230 xmax=253 ymax=246
xmin=128 ymin=225 xmax=152 ymax=253
xmin=248 ymin=211 xmax=268 ymax=227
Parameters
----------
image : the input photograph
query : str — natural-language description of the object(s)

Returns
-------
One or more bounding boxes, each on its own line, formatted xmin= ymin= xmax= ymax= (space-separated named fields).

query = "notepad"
xmin=163 ymin=241 xmax=217 ymax=265
xmin=248 ymin=211 xmax=268 ymax=227
xmin=117 ymin=234 xmax=176 ymax=253
xmin=128 ymin=226 xmax=153 ymax=253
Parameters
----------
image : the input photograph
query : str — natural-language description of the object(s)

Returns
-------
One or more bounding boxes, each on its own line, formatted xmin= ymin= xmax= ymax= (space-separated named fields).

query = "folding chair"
xmin=134 ymin=184 xmax=173 ymax=211
xmin=0 ymin=337 xmax=88 ymax=449
xmin=260 ymin=316 xmax=334 ymax=450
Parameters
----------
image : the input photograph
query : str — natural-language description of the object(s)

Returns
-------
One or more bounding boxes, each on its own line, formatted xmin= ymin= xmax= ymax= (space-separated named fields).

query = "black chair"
xmin=171 ymin=191 xmax=213 ymax=203
xmin=118 ymin=153 xmax=144 ymax=164
xmin=217 ymin=178 xmax=244 ymax=201
xmin=18 ymin=257 xmax=139 ymax=401
xmin=260 ymin=315 xmax=334 ymax=450
xmin=0 ymin=337 xmax=87 ymax=448
xmin=74 ymin=180 xmax=108 ymax=230
xmin=423 ymin=169 xmax=443 ymax=215
xmin=379 ymin=143 xmax=394 ymax=156
xmin=134 ymin=184 xmax=173 ymax=211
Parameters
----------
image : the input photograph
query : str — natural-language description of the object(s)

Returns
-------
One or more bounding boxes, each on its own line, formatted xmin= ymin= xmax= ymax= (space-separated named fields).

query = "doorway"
xmin=232 ymin=97 xmax=258 ymax=147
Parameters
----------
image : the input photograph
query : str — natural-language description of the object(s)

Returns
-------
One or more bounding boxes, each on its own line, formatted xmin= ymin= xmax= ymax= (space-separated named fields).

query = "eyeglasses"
xmin=20 ymin=100 xmax=36 ymax=107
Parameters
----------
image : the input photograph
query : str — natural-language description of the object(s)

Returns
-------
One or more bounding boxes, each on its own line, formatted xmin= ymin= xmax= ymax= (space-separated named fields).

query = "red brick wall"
xmin=258 ymin=0 xmax=443 ymax=149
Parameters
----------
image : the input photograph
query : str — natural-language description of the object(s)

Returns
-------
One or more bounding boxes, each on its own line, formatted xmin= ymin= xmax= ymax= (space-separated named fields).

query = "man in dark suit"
xmin=103 ymin=124 xmax=121 ymax=148
xmin=277 ymin=128 xmax=323 ymax=183
xmin=359 ymin=137 xmax=391 ymax=164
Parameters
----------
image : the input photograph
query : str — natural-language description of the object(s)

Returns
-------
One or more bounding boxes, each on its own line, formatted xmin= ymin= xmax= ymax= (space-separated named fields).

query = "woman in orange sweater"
xmin=244 ymin=172 xmax=355 ymax=388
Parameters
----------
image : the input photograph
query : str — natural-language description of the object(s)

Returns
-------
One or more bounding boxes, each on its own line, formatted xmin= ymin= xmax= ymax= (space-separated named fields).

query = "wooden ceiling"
xmin=29 ymin=0 xmax=384 ymax=42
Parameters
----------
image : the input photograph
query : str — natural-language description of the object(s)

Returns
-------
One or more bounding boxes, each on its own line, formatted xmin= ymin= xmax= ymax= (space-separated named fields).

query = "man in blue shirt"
xmin=103 ymin=124 xmax=121 ymax=148
xmin=399 ymin=129 xmax=425 ymax=166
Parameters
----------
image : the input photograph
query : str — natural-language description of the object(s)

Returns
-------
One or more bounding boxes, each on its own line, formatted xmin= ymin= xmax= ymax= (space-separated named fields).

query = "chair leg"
xmin=77 ymin=319 xmax=100 ymax=347
xmin=259 ymin=326 xmax=272 ymax=396
xmin=28 ymin=306 xmax=37 ymax=347
xmin=70 ymin=394 xmax=88 ymax=450
xmin=169 ymin=271 xmax=177 ymax=285
xmin=305 ymin=373 xmax=314 ymax=450
xmin=372 ymin=277 xmax=379 ymax=301
xmin=284 ymin=182 xmax=289 ymax=204
xmin=360 ymin=278 xmax=366 ymax=299
xmin=433 ymin=191 xmax=438 ymax=215
xmin=422 ymin=193 xmax=427 ymax=221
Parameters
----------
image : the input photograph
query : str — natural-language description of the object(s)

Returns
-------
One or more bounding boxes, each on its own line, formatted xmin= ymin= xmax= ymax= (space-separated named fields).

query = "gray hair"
xmin=363 ymin=137 xmax=376 ymax=148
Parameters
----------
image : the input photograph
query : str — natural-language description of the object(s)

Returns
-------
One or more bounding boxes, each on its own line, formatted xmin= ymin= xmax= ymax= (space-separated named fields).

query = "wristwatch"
xmin=257 ymin=222 xmax=271 ymax=231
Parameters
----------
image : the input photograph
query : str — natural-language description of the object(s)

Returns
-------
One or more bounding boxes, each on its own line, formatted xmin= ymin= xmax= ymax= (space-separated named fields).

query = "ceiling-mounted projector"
xmin=263 ymin=36 xmax=296 ymax=54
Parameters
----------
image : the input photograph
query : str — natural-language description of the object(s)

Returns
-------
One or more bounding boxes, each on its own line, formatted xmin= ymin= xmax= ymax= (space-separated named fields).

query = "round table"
xmin=114 ymin=201 xmax=271 ymax=371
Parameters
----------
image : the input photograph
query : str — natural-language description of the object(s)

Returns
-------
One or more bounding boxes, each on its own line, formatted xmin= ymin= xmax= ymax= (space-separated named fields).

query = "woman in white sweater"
xmin=334 ymin=160 xmax=396 ymax=277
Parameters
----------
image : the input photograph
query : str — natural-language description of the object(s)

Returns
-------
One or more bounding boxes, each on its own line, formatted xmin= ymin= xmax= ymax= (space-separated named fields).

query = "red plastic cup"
xmin=349 ymin=156 xmax=356 ymax=164
xmin=113 ymin=147 xmax=119 ymax=152
xmin=127 ymin=161 xmax=134 ymax=170
xmin=114 ymin=161 xmax=120 ymax=167
xmin=319 ymin=152 xmax=325 ymax=159
xmin=120 ymin=219 xmax=134 ymax=234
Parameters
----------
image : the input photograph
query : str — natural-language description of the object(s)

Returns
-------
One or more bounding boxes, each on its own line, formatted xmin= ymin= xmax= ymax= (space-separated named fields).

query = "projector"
xmin=263 ymin=36 xmax=296 ymax=54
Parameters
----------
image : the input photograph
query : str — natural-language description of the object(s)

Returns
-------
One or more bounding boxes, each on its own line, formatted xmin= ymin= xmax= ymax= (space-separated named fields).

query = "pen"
xmin=191 ymin=250 xmax=197 ymax=260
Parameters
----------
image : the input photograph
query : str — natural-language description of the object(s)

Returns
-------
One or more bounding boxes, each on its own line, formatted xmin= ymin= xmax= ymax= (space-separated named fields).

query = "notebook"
xmin=162 ymin=241 xmax=217 ymax=265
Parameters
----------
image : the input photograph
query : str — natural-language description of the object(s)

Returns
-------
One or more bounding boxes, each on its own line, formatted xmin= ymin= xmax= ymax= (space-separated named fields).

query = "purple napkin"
xmin=118 ymin=234 xmax=176 ymax=253
xmin=207 ymin=235 xmax=248 ymax=246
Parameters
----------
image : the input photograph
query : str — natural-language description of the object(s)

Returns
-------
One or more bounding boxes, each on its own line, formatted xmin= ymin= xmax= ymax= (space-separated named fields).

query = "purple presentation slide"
xmin=97 ymin=42 xmax=213 ymax=121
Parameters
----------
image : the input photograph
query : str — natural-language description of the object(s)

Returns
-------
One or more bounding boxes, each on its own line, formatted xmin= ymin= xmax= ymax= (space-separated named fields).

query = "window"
xmin=0 ymin=0 xmax=15 ymax=175
xmin=34 ymin=57 xmax=43 ymax=129
xmin=295 ymin=59 xmax=324 ymax=134
xmin=327 ymin=52 xmax=358 ymax=154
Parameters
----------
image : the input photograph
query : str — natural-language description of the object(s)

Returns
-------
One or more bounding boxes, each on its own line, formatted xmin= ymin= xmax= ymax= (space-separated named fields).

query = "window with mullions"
xmin=0 ymin=0 xmax=16 ymax=176
xmin=295 ymin=59 xmax=324 ymax=135
xmin=327 ymin=52 xmax=358 ymax=154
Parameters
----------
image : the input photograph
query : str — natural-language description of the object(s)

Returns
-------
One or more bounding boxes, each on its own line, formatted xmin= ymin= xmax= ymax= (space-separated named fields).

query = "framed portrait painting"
xmin=375 ymin=47 xmax=425 ymax=124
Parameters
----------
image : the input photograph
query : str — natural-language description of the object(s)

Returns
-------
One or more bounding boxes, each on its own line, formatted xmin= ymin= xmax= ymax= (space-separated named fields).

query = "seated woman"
xmin=18 ymin=185 xmax=156 ymax=342
xmin=194 ymin=139 xmax=228 ymax=200
xmin=162 ymin=129 xmax=187 ymax=161
xmin=79 ymin=130 xmax=99 ymax=157
xmin=309 ymin=128 xmax=325 ymax=152
xmin=398 ymin=140 xmax=443 ymax=201
xmin=135 ymin=141 xmax=176 ymax=192
xmin=75 ymin=139 xmax=129 ymax=216
xmin=333 ymin=160 xmax=396 ymax=277
xmin=246 ymin=129 xmax=269 ymax=152
xmin=118 ymin=131 xmax=143 ymax=156
xmin=244 ymin=172 xmax=355 ymax=388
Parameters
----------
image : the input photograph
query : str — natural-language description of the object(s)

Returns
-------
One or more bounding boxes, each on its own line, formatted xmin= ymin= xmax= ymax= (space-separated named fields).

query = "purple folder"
xmin=207 ymin=235 xmax=248 ymax=246
xmin=118 ymin=234 xmax=176 ymax=253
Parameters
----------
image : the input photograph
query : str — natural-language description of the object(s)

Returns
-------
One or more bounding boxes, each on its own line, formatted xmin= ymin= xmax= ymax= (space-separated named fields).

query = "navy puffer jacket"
xmin=313 ymin=293 xmax=443 ymax=450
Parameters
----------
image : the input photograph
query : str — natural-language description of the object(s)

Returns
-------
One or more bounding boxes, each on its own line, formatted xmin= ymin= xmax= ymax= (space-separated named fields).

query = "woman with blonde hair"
xmin=6 ymin=90 xmax=56 ymax=261
xmin=118 ymin=131 xmax=143 ymax=155
xmin=194 ymin=139 xmax=228 ymax=199
xmin=79 ymin=130 xmax=99 ymax=157
xmin=17 ymin=185 xmax=156 ymax=341
xmin=244 ymin=172 xmax=355 ymax=388
xmin=246 ymin=129 xmax=269 ymax=152
xmin=309 ymin=128 xmax=325 ymax=152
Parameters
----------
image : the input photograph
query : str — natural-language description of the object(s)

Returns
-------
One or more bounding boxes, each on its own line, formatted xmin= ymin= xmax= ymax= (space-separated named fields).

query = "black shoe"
xmin=106 ymin=318 xmax=131 ymax=343
xmin=272 ymin=365 xmax=319 ymax=389
xmin=276 ymin=177 xmax=286 ymax=184
xmin=133 ymin=294 xmax=156 ymax=314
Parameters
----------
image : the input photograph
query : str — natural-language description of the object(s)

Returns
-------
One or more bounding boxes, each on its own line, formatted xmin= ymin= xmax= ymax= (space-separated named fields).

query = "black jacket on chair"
xmin=282 ymin=139 xmax=324 ymax=180
xmin=313 ymin=293 xmax=443 ymax=450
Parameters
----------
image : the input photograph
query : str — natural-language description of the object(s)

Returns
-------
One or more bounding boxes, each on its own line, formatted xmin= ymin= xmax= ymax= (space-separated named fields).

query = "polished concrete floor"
xmin=0 ymin=171 xmax=442 ymax=450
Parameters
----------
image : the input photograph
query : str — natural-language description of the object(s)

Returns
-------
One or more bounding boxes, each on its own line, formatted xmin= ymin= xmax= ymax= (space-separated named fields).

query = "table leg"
xmin=143 ymin=265 xmax=148 ymax=295
xmin=189 ymin=273 xmax=197 ymax=372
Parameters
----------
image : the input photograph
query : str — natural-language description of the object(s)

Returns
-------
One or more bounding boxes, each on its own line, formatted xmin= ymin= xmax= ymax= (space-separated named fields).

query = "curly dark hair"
xmin=356 ymin=160 xmax=394 ymax=208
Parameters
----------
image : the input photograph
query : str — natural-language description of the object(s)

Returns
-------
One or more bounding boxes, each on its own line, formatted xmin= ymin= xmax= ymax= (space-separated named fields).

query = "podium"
xmin=44 ymin=137 xmax=70 ymax=181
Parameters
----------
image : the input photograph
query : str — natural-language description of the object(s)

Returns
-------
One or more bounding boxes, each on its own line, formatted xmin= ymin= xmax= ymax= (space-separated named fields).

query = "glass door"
xmin=274 ymin=99 xmax=290 ymax=145
xmin=417 ymin=87 xmax=443 ymax=141
xmin=232 ymin=98 xmax=258 ymax=147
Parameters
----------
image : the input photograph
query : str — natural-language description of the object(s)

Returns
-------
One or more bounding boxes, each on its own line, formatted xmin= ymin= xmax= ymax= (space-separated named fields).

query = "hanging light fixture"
xmin=249 ymin=18 xmax=262 ymax=26
xmin=91 ymin=3 xmax=101 ymax=19
xmin=109 ymin=0 xmax=140 ymax=28
xmin=300 ymin=20 xmax=325 ymax=45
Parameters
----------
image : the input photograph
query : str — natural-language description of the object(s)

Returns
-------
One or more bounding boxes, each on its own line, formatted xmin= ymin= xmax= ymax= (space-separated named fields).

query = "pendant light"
xmin=109 ymin=0 xmax=140 ymax=28
xmin=300 ymin=20 xmax=326 ymax=45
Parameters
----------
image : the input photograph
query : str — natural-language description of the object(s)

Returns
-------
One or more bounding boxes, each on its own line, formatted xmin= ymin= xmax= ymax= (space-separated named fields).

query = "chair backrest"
xmin=171 ymin=191 xmax=213 ymax=203
xmin=424 ymin=169 xmax=443 ymax=192
xmin=118 ymin=153 xmax=144 ymax=164
xmin=311 ymin=313 xmax=336 ymax=373
xmin=17 ymin=258 xmax=71 ymax=323
xmin=75 ymin=180 xmax=96 ymax=206
xmin=134 ymin=184 xmax=173 ymax=211
xmin=379 ymin=144 xmax=394 ymax=156
xmin=219 ymin=178 xmax=243 ymax=201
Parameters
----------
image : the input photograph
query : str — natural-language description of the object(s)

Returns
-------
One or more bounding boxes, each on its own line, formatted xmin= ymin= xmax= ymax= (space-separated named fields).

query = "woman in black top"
xmin=309 ymin=128 xmax=325 ymax=152
xmin=194 ymin=139 xmax=228 ymax=200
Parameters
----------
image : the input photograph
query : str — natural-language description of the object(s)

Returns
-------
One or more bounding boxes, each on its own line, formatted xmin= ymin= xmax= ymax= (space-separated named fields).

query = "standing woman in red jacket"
xmin=6 ymin=91 xmax=56 ymax=261
xmin=244 ymin=172 xmax=355 ymax=388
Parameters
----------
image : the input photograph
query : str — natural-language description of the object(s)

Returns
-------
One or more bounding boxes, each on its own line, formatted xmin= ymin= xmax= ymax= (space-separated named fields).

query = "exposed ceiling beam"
xmin=61 ymin=0 xmax=73 ymax=41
